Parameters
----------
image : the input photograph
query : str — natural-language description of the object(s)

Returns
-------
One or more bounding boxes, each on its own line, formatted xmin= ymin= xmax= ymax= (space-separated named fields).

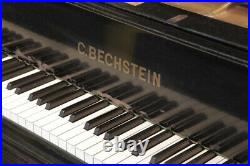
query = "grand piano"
xmin=2 ymin=2 xmax=248 ymax=164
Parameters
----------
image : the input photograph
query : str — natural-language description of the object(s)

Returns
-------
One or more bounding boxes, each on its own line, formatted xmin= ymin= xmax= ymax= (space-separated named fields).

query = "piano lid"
xmin=127 ymin=2 xmax=248 ymax=28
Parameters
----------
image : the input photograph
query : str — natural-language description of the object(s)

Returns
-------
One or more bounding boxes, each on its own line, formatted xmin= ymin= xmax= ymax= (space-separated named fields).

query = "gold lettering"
xmin=78 ymin=42 xmax=87 ymax=56
xmin=89 ymin=45 xmax=97 ymax=60
xmin=105 ymin=53 xmax=113 ymax=66
xmin=77 ymin=41 xmax=161 ymax=88
xmin=122 ymin=60 xmax=130 ymax=74
xmin=131 ymin=63 xmax=138 ymax=77
xmin=152 ymin=72 xmax=161 ymax=88
xmin=139 ymin=66 xmax=146 ymax=82
xmin=114 ymin=56 xmax=122 ymax=71
xmin=97 ymin=49 xmax=105 ymax=64
xmin=147 ymin=69 xmax=151 ymax=84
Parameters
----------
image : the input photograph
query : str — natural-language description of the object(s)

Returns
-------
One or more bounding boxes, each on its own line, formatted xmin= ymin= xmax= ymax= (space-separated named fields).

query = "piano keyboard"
xmin=2 ymin=27 xmax=247 ymax=164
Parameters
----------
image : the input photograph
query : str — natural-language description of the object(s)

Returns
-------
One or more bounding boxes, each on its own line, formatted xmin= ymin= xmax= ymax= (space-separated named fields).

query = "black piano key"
xmin=3 ymin=32 xmax=22 ymax=44
xmin=2 ymin=65 xmax=34 ymax=81
xmin=6 ymin=39 xmax=41 ymax=52
xmin=3 ymin=62 xmax=26 ymax=75
xmin=87 ymin=76 xmax=119 ymax=91
xmin=161 ymin=108 xmax=194 ymax=127
xmin=43 ymin=53 xmax=68 ymax=65
xmin=51 ymin=59 xmax=87 ymax=77
xmin=171 ymin=113 xmax=207 ymax=132
xmin=7 ymin=71 xmax=46 ymax=90
xmin=137 ymin=97 xmax=168 ymax=115
xmin=214 ymin=132 xmax=247 ymax=152
xmin=147 ymin=101 xmax=178 ymax=118
xmin=201 ymin=126 xmax=237 ymax=147
xmin=69 ymin=100 xmax=110 ymax=122
xmin=80 ymin=72 xmax=110 ymax=89
xmin=84 ymin=107 xmax=125 ymax=130
xmin=104 ymin=82 xmax=133 ymax=96
xmin=133 ymin=131 xmax=174 ymax=157
xmin=25 ymin=47 xmax=52 ymax=58
xmin=189 ymin=121 xmax=225 ymax=141
xmin=94 ymin=112 xmax=134 ymax=136
xmin=59 ymin=95 xmax=100 ymax=117
xmin=28 ymin=81 xmax=68 ymax=101
xmin=188 ymin=151 xmax=217 ymax=164
xmin=104 ymin=117 xmax=145 ymax=140
xmin=124 ymin=125 xmax=161 ymax=146
xmin=116 ymin=86 xmax=143 ymax=100
xmin=165 ymin=145 xmax=203 ymax=164
xmin=37 ymin=86 xmax=76 ymax=105
xmin=134 ymin=97 xmax=166 ymax=116
xmin=15 ymin=75 xmax=55 ymax=94
xmin=128 ymin=92 xmax=158 ymax=110
xmin=60 ymin=63 xmax=88 ymax=77
xmin=45 ymin=90 xmax=86 ymax=110
xmin=70 ymin=68 xmax=102 ymax=83
xmin=150 ymin=138 xmax=191 ymax=163
xmin=26 ymin=48 xmax=68 ymax=65
xmin=2 ymin=58 xmax=20 ymax=70
xmin=224 ymin=159 xmax=237 ymax=164
xmin=233 ymin=149 xmax=248 ymax=163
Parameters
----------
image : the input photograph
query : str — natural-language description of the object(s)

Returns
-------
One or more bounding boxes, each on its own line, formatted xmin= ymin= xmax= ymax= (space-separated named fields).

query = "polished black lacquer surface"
xmin=3 ymin=3 xmax=247 ymax=120
xmin=2 ymin=2 xmax=248 ymax=164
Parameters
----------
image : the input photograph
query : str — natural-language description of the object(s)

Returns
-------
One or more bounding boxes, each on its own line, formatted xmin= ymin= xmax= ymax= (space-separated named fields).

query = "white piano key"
xmin=49 ymin=121 xmax=82 ymax=145
xmin=102 ymin=149 xmax=132 ymax=164
xmin=86 ymin=123 xmax=152 ymax=164
xmin=205 ymin=156 xmax=225 ymax=164
xmin=8 ymin=101 xmax=39 ymax=122
xmin=93 ymin=121 xmax=153 ymax=164
xmin=182 ymin=149 xmax=208 ymax=164
xmin=4 ymin=79 xmax=60 ymax=102
xmin=50 ymin=122 xmax=76 ymax=138
xmin=2 ymin=107 xmax=12 ymax=119
xmin=2 ymin=69 xmax=40 ymax=98
xmin=2 ymin=69 xmax=40 ymax=84
xmin=159 ymin=144 xmax=196 ymax=164
xmin=34 ymin=111 xmax=61 ymax=129
xmin=58 ymin=125 xmax=86 ymax=150
xmin=2 ymin=69 xmax=39 ymax=84
xmin=25 ymin=93 xmax=93 ymax=127
xmin=24 ymin=106 xmax=51 ymax=123
xmin=26 ymin=109 xmax=60 ymax=132
xmin=67 ymin=130 xmax=91 ymax=155
xmin=10 ymin=100 xmax=37 ymax=113
xmin=47 ymin=98 xmax=109 ymax=142
xmin=2 ymin=107 xmax=7 ymax=117
xmin=48 ymin=104 xmax=117 ymax=146
xmin=3 ymin=80 xmax=61 ymax=108
xmin=83 ymin=123 xmax=152 ymax=164
xmin=18 ymin=106 xmax=42 ymax=119
xmin=75 ymin=134 xmax=104 ymax=161
xmin=34 ymin=125 xmax=43 ymax=136
xmin=42 ymin=118 xmax=69 ymax=139
xmin=101 ymin=123 xmax=157 ymax=164
xmin=118 ymin=135 xmax=182 ymax=164
xmin=18 ymin=117 xmax=26 ymax=127
xmin=84 ymin=123 xmax=154 ymax=164
xmin=2 ymin=56 xmax=13 ymax=62
xmin=59 ymin=105 xmax=115 ymax=149
xmin=217 ymin=158 xmax=229 ymax=164
xmin=2 ymin=89 xmax=15 ymax=99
